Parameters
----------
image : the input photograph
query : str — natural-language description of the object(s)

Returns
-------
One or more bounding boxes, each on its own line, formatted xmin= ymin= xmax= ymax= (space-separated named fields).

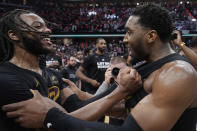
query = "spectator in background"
xmin=84 ymin=47 xmax=93 ymax=58
xmin=61 ymin=56 xmax=79 ymax=87
xmin=46 ymin=54 xmax=62 ymax=71
xmin=76 ymin=38 xmax=110 ymax=94
xmin=76 ymin=50 xmax=84 ymax=64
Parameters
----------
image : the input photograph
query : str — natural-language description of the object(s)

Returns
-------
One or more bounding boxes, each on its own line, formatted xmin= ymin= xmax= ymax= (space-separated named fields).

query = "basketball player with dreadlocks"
xmin=0 ymin=9 xmax=141 ymax=131
xmin=0 ymin=9 xmax=76 ymax=130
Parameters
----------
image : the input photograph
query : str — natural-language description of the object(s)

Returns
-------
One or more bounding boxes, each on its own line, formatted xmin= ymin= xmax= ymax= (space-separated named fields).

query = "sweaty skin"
xmin=131 ymin=60 xmax=197 ymax=131
xmin=123 ymin=16 xmax=197 ymax=131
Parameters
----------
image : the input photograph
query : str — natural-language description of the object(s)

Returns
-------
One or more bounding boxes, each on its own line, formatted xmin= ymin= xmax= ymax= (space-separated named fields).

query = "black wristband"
xmin=44 ymin=107 xmax=62 ymax=129
xmin=62 ymin=94 xmax=84 ymax=112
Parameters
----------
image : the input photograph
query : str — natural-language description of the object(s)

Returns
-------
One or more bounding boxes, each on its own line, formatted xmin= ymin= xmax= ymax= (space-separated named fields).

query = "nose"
xmin=44 ymin=26 xmax=52 ymax=34
xmin=123 ymin=34 xmax=128 ymax=44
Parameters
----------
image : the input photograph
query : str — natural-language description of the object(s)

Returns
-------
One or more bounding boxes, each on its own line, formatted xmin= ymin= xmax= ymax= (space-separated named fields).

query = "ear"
xmin=8 ymin=30 xmax=20 ymax=41
xmin=96 ymin=43 xmax=99 ymax=47
xmin=145 ymin=30 xmax=157 ymax=44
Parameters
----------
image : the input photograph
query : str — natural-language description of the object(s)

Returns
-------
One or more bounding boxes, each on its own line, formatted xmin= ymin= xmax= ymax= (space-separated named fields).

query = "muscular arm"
xmin=42 ymin=61 xmax=197 ymax=131
xmin=2 ymin=67 xmax=142 ymax=128
xmin=62 ymin=78 xmax=93 ymax=100
xmin=61 ymin=67 xmax=141 ymax=121
xmin=76 ymin=66 xmax=93 ymax=84
xmin=106 ymin=100 xmax=128 ymax=119
xmin=69 ymin=87 xmax=127 ymax=121
xmin=131 ymin=61 xmax=197 ymax=131
xmin=76 ymin=66 xmax=100 ymax=88
xmin=179 ymin=44 xmax=197 ymax=69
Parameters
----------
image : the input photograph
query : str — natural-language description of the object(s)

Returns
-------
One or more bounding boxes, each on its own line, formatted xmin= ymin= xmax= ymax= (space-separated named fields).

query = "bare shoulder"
xmin=152 ymin=60 xmax=197 ymax=106
xmin=157 ymin=60 xmax=197 ymax=83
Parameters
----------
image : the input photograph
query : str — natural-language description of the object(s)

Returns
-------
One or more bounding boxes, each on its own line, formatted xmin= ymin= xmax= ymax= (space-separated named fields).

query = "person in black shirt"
xmin=75 ymin=50 xmax=83 ymax=64
xmin=61 ymin=56 xmax=79 ymax=86
xmin=3 ymin=4 xmax=197 ymax=131
xmin=84 ymin=47 xmax=93 ymax=58
xmin=76 ymin=38 xmax=110 ymax=94
xmin=46 ymin=54 xmax=62 ymax=71
xmin=0 ymin=9 xmax=74 ymax=131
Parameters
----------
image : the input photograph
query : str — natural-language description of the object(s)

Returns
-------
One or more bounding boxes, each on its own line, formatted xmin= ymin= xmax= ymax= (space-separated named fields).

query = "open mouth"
xmin=41 ymin=37 xmax=53 ymax=46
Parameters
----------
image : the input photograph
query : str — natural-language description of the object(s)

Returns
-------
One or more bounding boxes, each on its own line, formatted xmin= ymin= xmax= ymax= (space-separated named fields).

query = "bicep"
xmin=131 ymin=94 xmax=184 ymax=131
xmin=131 ymin=65 xmax=197 ymax=131
xmin=0 ymin=74 xmax=33 ymax=106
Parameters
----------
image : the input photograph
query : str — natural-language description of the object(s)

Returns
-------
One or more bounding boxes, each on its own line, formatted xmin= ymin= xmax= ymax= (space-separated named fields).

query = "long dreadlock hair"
xmin=0 ymin=9 xmax=59 ymax=64
xmin=0 ymin=9 xmax=39 ymax=63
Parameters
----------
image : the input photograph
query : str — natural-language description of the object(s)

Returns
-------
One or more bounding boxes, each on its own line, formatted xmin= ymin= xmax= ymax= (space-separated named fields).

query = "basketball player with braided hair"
xmin=0 ymin=9 xmax=74 ymax=130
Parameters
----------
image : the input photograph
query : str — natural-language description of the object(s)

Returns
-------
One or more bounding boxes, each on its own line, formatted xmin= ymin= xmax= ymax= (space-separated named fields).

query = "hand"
xmin=90 ymin=79 xmax=100 ymax=88
xmin=117 ymin=67 xmax=142 ymax=95
xmin=171 ymin=30 xmax=182 ymax=46
xmin=2 ymin=90 xmax=65 ymax=128
xmin=104 ymin=67 xmax=113 ymax=85
xmin=62 ymin=78 xmax=79 ymax=93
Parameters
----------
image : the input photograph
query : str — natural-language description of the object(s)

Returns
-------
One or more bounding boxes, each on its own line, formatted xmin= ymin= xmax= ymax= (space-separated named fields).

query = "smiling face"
xmin=123 ymin=16 xmax=150 ymax=60
xmin=18 ymin=13 xmax=54 ymax=56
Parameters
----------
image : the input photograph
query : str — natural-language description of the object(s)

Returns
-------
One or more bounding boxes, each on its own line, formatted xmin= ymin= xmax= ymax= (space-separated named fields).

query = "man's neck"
xmin=148 ymin=42 xmax=175 ymax=62
xmin=10 ymin=46 xmax=42 ymax=74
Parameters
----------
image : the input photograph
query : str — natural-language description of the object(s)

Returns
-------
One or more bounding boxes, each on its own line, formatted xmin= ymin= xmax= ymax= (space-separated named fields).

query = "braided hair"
xmin=0 ymin=9 xmax=39 ymax=63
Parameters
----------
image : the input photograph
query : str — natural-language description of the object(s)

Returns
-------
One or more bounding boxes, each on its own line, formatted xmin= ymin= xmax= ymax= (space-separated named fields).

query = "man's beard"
xmin=22 ymin=36 xmax=52 ymax=56
xmin=132 ymin=41 xmax=149 ymax=61
xmin=98 ymin=47 xmax=106 ymax=53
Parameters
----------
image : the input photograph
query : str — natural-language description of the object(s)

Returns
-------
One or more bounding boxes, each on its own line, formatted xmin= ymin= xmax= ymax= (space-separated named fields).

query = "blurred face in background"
xmin=69 ymin=56 xmax=77 ymax=67
xmin=76 ymin=51 xmax=83 ymax=60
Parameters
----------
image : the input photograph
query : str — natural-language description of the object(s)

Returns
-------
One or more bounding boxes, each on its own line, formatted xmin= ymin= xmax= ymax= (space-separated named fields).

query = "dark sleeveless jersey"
xmin=0 ymin=62 xmax=65 ymax=131
xmin=125 ymin=53 xmax=197 ymax=131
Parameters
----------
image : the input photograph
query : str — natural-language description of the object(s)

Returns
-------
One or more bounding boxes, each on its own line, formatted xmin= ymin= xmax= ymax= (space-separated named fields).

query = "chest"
xmin=143 ymin=70 xmax=159 ymax=93
xmin=93 ymin=55 xmax=110 ymax=69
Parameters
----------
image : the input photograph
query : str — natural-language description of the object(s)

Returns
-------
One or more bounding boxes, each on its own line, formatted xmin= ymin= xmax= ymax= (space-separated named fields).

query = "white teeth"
xmin=43 ymin=38 xmax=51 ymax=41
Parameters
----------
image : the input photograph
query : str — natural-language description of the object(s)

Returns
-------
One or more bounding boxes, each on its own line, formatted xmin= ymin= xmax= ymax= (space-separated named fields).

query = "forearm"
xmin=76 ymin=70 xmax=93 ymax=84
xmin=76 ymin=89 xmax=93 ymax=100
xmin=179 ymin=44 xmax=197 ymax=69
xmin=94 ymin=82 xmax=109 ymax=96
xmin=63 ymin=85 xmax=116 ymax=113
xmin=69 ymin=88 xmax=127 ymax=121
xmin=44 ymin=108 xmax=142 ymax=131
xmin=106 ymin=101 xmax=128 ymax=119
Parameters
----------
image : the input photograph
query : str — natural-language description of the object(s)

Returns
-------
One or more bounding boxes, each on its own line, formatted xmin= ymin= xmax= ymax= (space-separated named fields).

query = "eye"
xmin=127 ymin=31 xmax=131 ymax=36
xmin=34 ymin=25 xmax=42 ymax=29
xmin=32 ymin=22 xmax=43 ymax=29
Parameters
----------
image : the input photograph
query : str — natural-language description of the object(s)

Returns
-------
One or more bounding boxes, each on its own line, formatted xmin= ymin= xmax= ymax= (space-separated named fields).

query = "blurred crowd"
xmin=0 ymin=1 xmax=196 ymax=33
xmin=0 ymin=0 xmax=196 ymax=66
xmin=53 ymin=38 xmax=127 ymax=66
